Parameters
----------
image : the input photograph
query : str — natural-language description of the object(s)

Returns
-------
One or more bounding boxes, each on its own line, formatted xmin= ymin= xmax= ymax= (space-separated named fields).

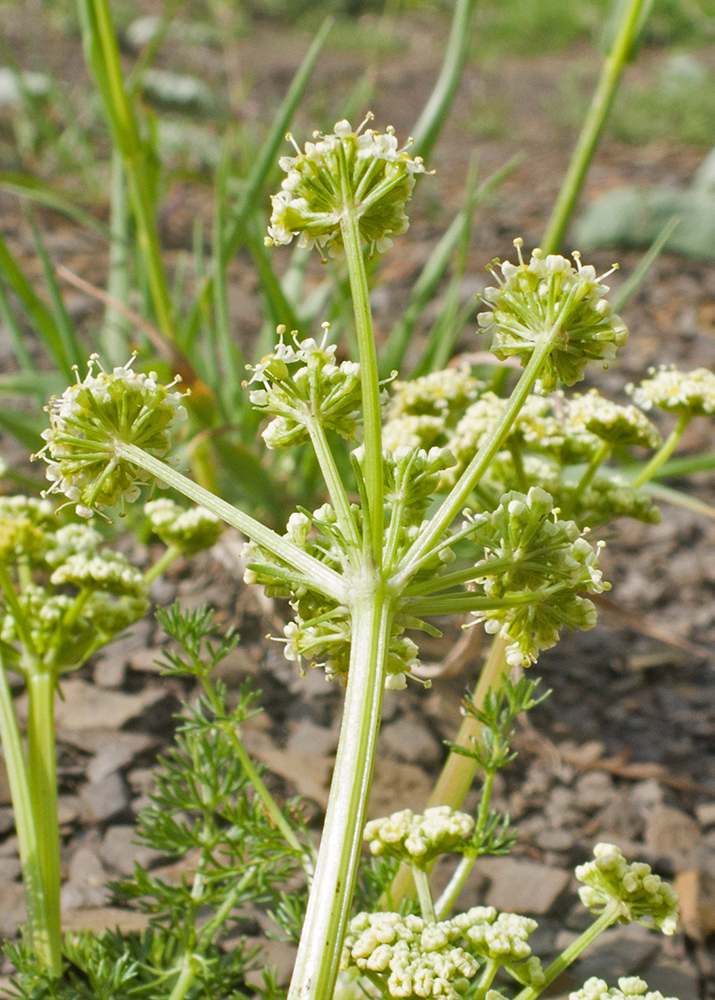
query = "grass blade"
xmin=611 ymin=214 xmax=681 ymax=312
xmin=27 ymin=211 xmax=85 ymax=369
xmin=0 ymin=173 xmax=110 ymax=239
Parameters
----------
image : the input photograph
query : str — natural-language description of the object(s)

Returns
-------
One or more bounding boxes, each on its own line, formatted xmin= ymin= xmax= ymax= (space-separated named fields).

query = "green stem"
xmin=0 ymin=562 xmax=37 ymax=659
xmin=287 ymin=577 xmax=392 ymax=1000
xmin=513 ymin=904 xmax=620 ymax=1000
xmin=434 ymin=853 xmax=473 ymax=920
xmin=540 ymin=0 xmax=651 ymax=254
xmin=413 ymin=867 xmax=436 ymax=923
xmin=564 ymin=440 xmax=611 ymax=517
xmin=631 ymin=412 xmax=690 ymax=487
xmin=474 ymin=958 xmax=499 ymax=1000
xmin=26 ymin=669 xmax=62 ymax=971
xmin=144 ymin=543 xmax=182 ymax=586
xmin=0 ymin=653 xmax=59 ymax=974
xmin=201 ymin=679 xmax=315 ymax=870
xmin=307 ymin=416 xmax=361 ymax=558
xmin=79 ymin=0 xmax=177 ymax=341
xmin=115 ymin=443 xmax=346 ymax=603
xmin=340 ymin=209 xmax=383 ymax=563
xmin=167 ymin=954 xmax=202 ymax=1000
xmin=393 ymin=324 xmax=562 ymax=589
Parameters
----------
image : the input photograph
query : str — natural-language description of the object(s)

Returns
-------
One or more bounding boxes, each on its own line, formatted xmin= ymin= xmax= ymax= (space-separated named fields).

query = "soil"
xmin=1 ymin=4 xmax=715 ymax=998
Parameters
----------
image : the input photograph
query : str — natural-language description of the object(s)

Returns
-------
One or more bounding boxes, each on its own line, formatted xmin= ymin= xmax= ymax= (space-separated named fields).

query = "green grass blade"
xmin=611 ymin=214 xmax=681 ymax=313
xmin=0 ymin=371 xmax=63 ymax=396
xmin=0 ymin=279 xmax=32 ymax=371
xmin=0 ymin=173 xmax=110 ymax=239
xmin=245 ymin=215 xmax=304 ymax=335
xmin=100 ymin=150 xmax=133 ymax=364
xmin=378 ymin=155 xmax=520 ymax=377
xmin=184 ymin=19 xmax=332 ymax=340
xmin=0 ymin=231 xmax=73 ymax=381
xmin=644 ymin=480 xmax=715 ymax=520
xmin=0 ymin=406 xmax=47 ymax=451
xmin=411 ymin=0 xmax=479 ymax=161
xmin=27 ymin=211 xmax=85 ymax=368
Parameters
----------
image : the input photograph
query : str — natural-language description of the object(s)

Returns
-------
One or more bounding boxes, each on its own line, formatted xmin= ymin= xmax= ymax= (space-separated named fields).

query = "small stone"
xmin=368 ymin=762 xmax=434 ymax=820
xmin=62 ymin=906 xmax=151 ymax=935
xmin=0 ymin=857 xmax=21 ymax=881
xmin=594 ymin=790 xmax=644 ymax=840
xmin=0 ymin=808 xmax=14 ymax=835
xmin=129 ymin=647 xmax=168 ymax=674
xmin=86 ymin=740 xmax=143 ymax=784
xmin=18 ymin=679 xmax=164 ymax=731
xmin=79 ymin=772 xmax=129 ymax=824
xmin=379 ymin=715 xmax=443 ymax=768
xmin=535 ymin=828 xmax=577 ymax=852
xmin=211 ymin=646 xmax=259 ymax=686
xmin=695 ymin=802 xmax=715 ymax=828
xmin=0 ymin=882 xmax=25 ymax=937
xmin=674 ymin=869 xmax=715 ymax=941
xmin=100 ymin=825 xmax=164 ymax=875
xmin=57 ymin=795 xmax=81 ymax=826
xmin=472 ymin=857 xmax=570 ymax=915
xmin=640 ymin=956 xmax=700 ymax=1000
xmin=240 ymin=938 xmax=298 ymax=989
xmin=573 ymin=924 xmax=661 ymax=983
xmin=630 ymin=778 xmax=664 ymax=816
xmin=93 ymin=656 xmax=127 ymax=689
xmin=60 ymin=847 xmax=109 ymax=911
xmin=644 ymin=805 xmax=702 ymax=858
xmin=285 ymin=719 xmax=339 ymax=758
xmin=574 ymin=771 xmax=614 ymax=811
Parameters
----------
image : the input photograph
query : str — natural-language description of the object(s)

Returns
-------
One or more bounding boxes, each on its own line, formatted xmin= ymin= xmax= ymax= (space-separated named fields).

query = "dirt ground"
xmin=1 ymin=4 xmax=715 ymax=998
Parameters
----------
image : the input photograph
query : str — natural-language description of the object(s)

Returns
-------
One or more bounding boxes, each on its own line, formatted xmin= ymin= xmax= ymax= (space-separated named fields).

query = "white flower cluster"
xmin=452 ymin=908 xmax=539 ymax=965
xmin=247 ymin=327 xmax=361 ymax=448
xmin=570 ymin=977 xmax=678 ymax=1000
xmin=467 ymin=487 xmax=607 ymax=667
xmin=567 ymin=390 xmax=660 ymax=448
xmin=50 ymin=550 xmax=146 ymax=598
xmin=364 ymin=807 xmax=475 ymax=865
xmin=0 ymin=495 xmax=54 ymax=561
xmin=44 ymin=523 xmax=102 ymax=565
xmin=627 ymin=365 xmax=715 ymax=417
xmin=386 ymin=367 xmax=482 ymax=420
xmin=267 ymin=115 xmax=428 ymax=257
xmin=478 ymin=242 xmax=628 ymax=391
xmin=144 ymin=498 xmax=222 ymax=555
xmin=39 ymin=355 xmax=187 ymax=518
xmin=341 ymin=912 xmax=478 ymax=1000
xmin=575 ymin=843 xmax=679 ymax=935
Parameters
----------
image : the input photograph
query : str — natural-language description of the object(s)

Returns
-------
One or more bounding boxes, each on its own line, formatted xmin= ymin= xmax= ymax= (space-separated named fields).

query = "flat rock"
xmin=242 ymin=730 xmax=332 ymax=808
xmin=695 ymin=802 xmax=715 ymax=828
xmin=0 ymin=808 xmax=14 ymax=835
xmin=60 ymin=846 xmax=108 ymax=911
xmin=573 ymin=924 xmax=662 ymax=983
xmin=62 ymin=906 xmax=151 ymax=935
xmin=641 ymin=956 xmax=700 ymax=1000
xmin=379 ymin=715 xmax=443 ymax=768
xmin=0 ymin=881 xmax=25 ymax=937
xmin=674 ymin=869 xmax=715 ymax=941
xmin=58 ymin=729 xmax=154 ymax=757
xmin=100 ymin=825 xmax=164 ymax=875
xmin=79 ymin=772 xmax=129 ymax=824
xmin=574 ymin=772 xmax=614 ymax=811
xmin=93 ymin=656 xmax=127 ymax=689
xmin=284 ymin=719 xmax=340 ymax=758
xmin=594 ymin=790 xmax=644 ymax=841
xmin=471 ymin=857 xmax=570 ymax=915
xmin=240 ymin=937 xmax=298 ymax=989
xmin=367 ymin=762 xmax=433 ymax=820
xmin=644 ymin=806 xmax=702 ymax=858
xmin=57 ymin=795 xmax=81 ymax=827
xmin=87 ymin=739 xmax=149 ymax=784
xmin=128 ymin=647 xmax=168 ymax=674
xmin=0 ymin=857 xmax=22 ymax=881
xmin=17 ymin=680 xmax=164 ymax=731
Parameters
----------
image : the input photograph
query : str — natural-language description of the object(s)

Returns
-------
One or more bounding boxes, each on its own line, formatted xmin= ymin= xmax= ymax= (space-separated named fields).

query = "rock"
xmin=572 ymin=924 xmax=662 ymax=983
xmin=535 ymin=828 xmax=578 ymax=852
xmin=0 ymin=857 xmax=22 ymax=881
xmin=60 ymin=847 xmax=109 ymax=911
xmin=211 ymin=646 xmax=259 ymax=686
xmin=240 ymin=938 xmax=298 ymax=989
xmin=17 ymin=679 xmax=164 ymax=731
xmin=379 ymin=715 xmax=443 ymax=768
xmin=57 ymin=795 xmax=81 ymax=827
xmin=62 ymin=906 xmax=151 ymax=935
xmin=93 ymin=656 xmax=127 ymax=689
xmin=128 ymin=647 xmax=168 ymax=675
xmin=100 ymin=825 xmax=164 ymax=876
xmin=79 ymin=773 xmax=129 ymax=824
xmin=242 ymin=730 xmax=332 ymax=809
xmin=644 ymin=806 xmax=702 ymax=858
xmin=544 ymin=786 xmax=582 ymax=828
xmin=472 ymin=857 xmax=570 ymax=915
xmin=367 ymin=762 xmax=434 ymax=820
xmin=58 ymin=730 xmax=154 ymax=758
xmin=640 ymin=956 xmax=699 ymax=1000
xmin=0 ymin=881 xmax=25 ymax=937
xmin=285 ymin=719 xmax=339 ymax=758
xmin=87 ymin=740 xmax=147 ymax=784
xmin=674 ymin=869 xmax=715 ymax=941
xmin=630 ymin=779 xmax=665 ymax=817
xmin=594 ymin=790 xmax=644 ymax=841
xmin=696 ymin=802 xmax=715 ymax=828
xmin=574 ymin=771 xmax=614 ymax=811
xmin=0 ymin=760 xmax=12 ymax=805
xmin=0 ymin=808 xmax=14 ymax=835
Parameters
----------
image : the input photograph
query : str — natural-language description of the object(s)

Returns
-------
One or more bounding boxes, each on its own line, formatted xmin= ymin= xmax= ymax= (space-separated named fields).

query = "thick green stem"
xmin=287 ymin=577 xmax=392 ymax=1000
xmin=435 ymin=853 xmax=473 ymax=920
xmin=26 ymin=670 xmax=62 ymax=970
xmin=541 ymin=0 xmax=651 ymax=254
xmin=632 ymin=412 xmax=690 ymax=487
xmin=513 ymin=904 xmax=620 ymax=1000
xmin=115 ymin=443 xmax=345 ymax=603
xmin=413 ymin=867 xmax=437 ymax=923
xmin=393 ymin=325 xmax=562 ymax=589
xmin=0 ymin=653 xmax=60 ymax=974
xmin=340 ymin=211 xmax=383 ymax=562
xmin=167 ymin=954 xmax=202 ymax=1000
